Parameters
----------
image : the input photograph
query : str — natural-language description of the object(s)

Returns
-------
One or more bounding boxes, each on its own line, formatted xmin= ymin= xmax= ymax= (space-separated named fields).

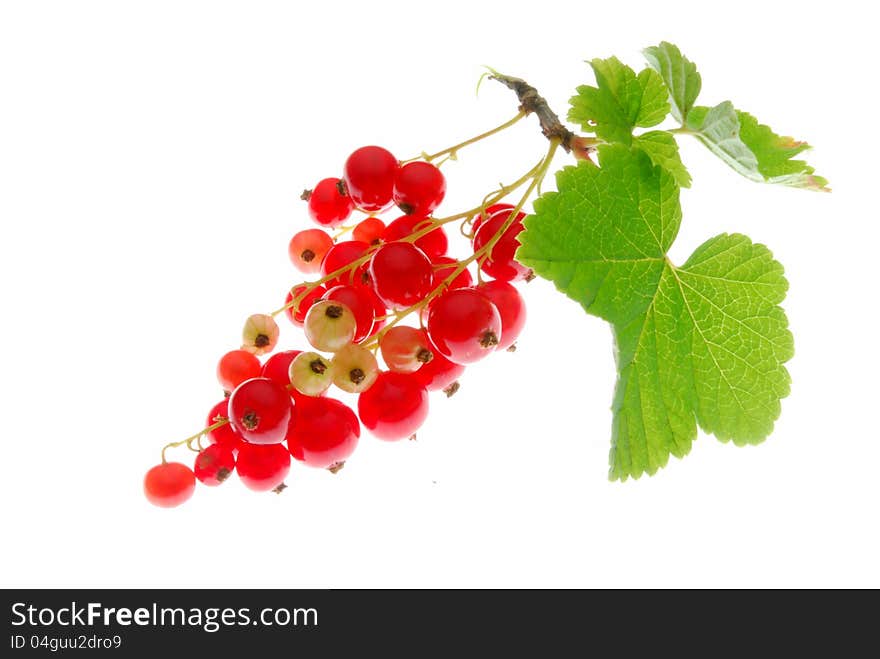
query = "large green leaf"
xmin=516 ymin=145 xmax=793 ymax=480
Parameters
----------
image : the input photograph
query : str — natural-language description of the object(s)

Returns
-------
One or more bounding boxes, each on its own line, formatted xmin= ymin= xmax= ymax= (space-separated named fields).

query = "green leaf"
xmin=687 ymin=104 xmax=829 ymax=191
xmin=633 ymin=130 xmax=691 ymax=188
xmin=643 ymin=41 xmax=701 ymax=123
xmin=516 ymin=145 xmax=793 ymax=480
xmin=568 ymin=57 xmax=670 ymax=145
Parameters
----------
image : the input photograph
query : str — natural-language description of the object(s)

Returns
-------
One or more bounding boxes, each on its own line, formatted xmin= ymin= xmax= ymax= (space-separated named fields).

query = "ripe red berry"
xmin=431 ymin=255 xmax=473 ymax=291
xmin=369 ymin=242 xmax=433 ymax=310
xmin=472 ymin=208 xmax=530 ymax=282
xmin=289 ymin=229 xmax=333 ymax=274
xmin=411 ymin=346 xmax=465 ymax=392
xmin=144 ymin=462 xmax=196 ymax=508
xmin=382 ymin=215 xmax=448 ymax=259
xmin=472 ymin=203 xmax=514 ymax=235
xmin=236 ymin=443 xmax=291 ymax=492
xmin=343 ymin=146 xmax=398 ymax=212
xmin=217 ymin=350 xmax=262 ymax=393
xmin=426 ymin=288 xmax=502 ymax=364
xmin=358 ymin=372 xmax=429 ymax=441
xmin=285 ymin=284 xmax=327 ymax=326
xmin=321 ymin=240 xmax=371 ymax=288
xmin=306 ymin=177 xmax=354 ymax=227
xmin=379 ymin=326 xmax=434 ymax=373
xmin=393 ymin=161 xmax=446 ymax=215
xmin=322 ymin=285 xmax=377 ymax=343
xmin=476 ymin=280 xmax=526 ymax=351
xmin=205 ymin=400 xmax=244 ymax=452
xmin=352 ymin=217 xmax=386 ymax=245
xmin=288 ymin=396 xmax=361 ymax=469
xmin=194 ymin=444 xmax=236 ymax=486
xmin=228 ymin=377 xmax=292 ymax=445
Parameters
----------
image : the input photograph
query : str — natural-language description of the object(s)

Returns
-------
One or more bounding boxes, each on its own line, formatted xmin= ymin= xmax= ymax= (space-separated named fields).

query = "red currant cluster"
xmin=145 ymin=144 xmax=530 ymax=508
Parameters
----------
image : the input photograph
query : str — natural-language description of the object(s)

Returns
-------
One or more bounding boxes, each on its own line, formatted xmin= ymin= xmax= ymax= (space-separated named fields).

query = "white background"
xmin=1 ymin=0 xmax=876 ymax=588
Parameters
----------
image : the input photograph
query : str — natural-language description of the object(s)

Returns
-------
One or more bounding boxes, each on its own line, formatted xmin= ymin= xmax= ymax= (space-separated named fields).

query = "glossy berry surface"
xmin=321 ymin=240 xmax=371 ymax=288
xmin=285 ymin=284 xmax=326 ymax=326
xmin=392 ymin=161 xmax=446 ymax=216
xmin=411 ymin=347 xmax=465 ymax=392
xmin=288 ymin=228 xmax=333 ymax=274
xmin=194 ymin=444 xmax=236 ymax=486
xmin=205 ymin=400 xmax=244 ymax=451
xmin=369 ymin=242 xmax=433 ymax=310
xmin=227 ymin=378 xmax=292 ymax=445
xmin=476 ymin=280 xmax=527 ymax=351
xmin=472 ymin=209 xmax=530 ymax=281
xmin=380 ymin=326 xmax=434 ymax=374
xmin=472 ymin=203 xmax=514 ymax=235
xmin=144 ymin=462 xmax=196 ymax=508
xmin=288 ymin=396 xmax=361 ymax=468
xmin=236 ymin=443 xmax=291 ymax=492
xmin=382 ymin=215 xmax=448 ymax=259
xmin=306 ymin=177 xmax=354 ymax=227
xmin=342 ymin=146 xmax=398 ymax=212
xmin=431 ymin=256 xmax=473 ymax=291
xmin=322 ymin=285 xmax=377 ymax=343
xmin=358 ymin=372 xmax=429 ymax=441
xmin=217 ymin=350 xmax=262 ymax=393
xmin=352 ymin=217 xmax=386 ymax=245
xmin=427 ymin=288 xmax=502 ymax=364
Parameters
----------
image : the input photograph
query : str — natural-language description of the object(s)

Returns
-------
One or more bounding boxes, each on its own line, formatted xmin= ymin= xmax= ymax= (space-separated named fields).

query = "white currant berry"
xmin=331 ymin=343 xmax=379 ymax=393
xmin=304 ymin=300 xmax=357 ymax=352
xmin=242 ymin=313 xmax=280 ymax=355
xmin=288 ymin=351 xmax=334 ymax=397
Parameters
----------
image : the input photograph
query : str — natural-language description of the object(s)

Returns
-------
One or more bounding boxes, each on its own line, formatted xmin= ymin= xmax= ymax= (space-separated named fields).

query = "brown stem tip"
xmin=489 ymin=73 xmax=576 ymax=152
xmin=479 ymin=330 xmax=499 ymax=349
xmin=443 ymin=381 xmax=461 ymax=398
xmin=328 ymin=461 xmax=345 ymax=474
xmin=300 ymin=189 xmax=312 ymax=201
xmin=326 ymin=305 xmax=344 ymax=319
xmin=416 ymin=348 xmax=434 ymax=364
xmin=310 ymin=359 xmax=327 ymax=375
xmin=254 ymin=334 xmax=270 ymax=348
xmin=272 ymin=483 xmax=288 ymax=494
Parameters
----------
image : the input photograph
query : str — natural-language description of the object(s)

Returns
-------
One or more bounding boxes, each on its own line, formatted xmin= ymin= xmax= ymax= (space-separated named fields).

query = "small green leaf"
xmin=687 ymin=104 xmax=829 ymax=191
xmin=633 ymin=130 xmax=691 ymax=188
xmin=516 ymin=145 xmax=793 ymax=480
xmin=643 ymin=41 xmax=702 ymax=123
xmin=568 ymin=57 xmax=670 ymax=145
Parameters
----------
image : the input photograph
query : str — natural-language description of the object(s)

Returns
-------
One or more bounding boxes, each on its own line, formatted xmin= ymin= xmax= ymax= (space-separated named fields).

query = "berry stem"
xmin=403 ymin=111 xmax=526 ymax=164
xmin=363 ymin=139 xmax=559 ymax=348
xmin=160 ymin=417 xmax=229 ymax=464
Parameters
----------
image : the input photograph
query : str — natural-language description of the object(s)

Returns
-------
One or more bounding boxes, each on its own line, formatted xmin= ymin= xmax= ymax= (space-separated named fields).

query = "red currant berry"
xmin=261 ymin=350 xmax=316 ymax=404
xmin=476 ymin=280 xmax=526 ymax=351
xmin=382 ymin=215 xmax=448 ymax=259
xmin=288 ymin=229 xmax=333 ymax=274
xmin=321 ymin=240 xmax=371 ymax=288
xmin=411 ymin=346 xmax=465 ymax=392
xmin=194 ymin=444 xmax=236 ymax=486
xmin=236 ymin=443 xmax=291 ymax=492
xmin=352 ymin=217 xmax=386 ymax=245
xmin=342 ymin=146 xmax=398 ymax=212
xmin=322 ymin=285 xmax=376 ymax=343
xmin=144 ymin=462 xmax=195 ymax=508
xmin=472 ymin=203 xmax=514 ymax=235
xmin=426 ymin=288 xmax=502 ymax=364
xmin=369 ymin=242 xmax=433 ymax=310
xmin=357 ymin=372 xmax=429 ymax=441
xmin=284 ymin=284 xmax=326 ymax=326
xmin=472 ymin=209 xmax=530 ymax=282
xmin=228 ymin=377 xmax=292 ymax=445
xmin=379 ymin=326 xmax=434 ymax=374
xmin=288 ymin=396 xmax=360 ymax=469
xmin=392 ymin=161 xmax=446 ymax=216
xmin=217 ymin=350 xmax=262 ymax=393
xmin=305 ymin=177 xmax=354 ymax=227
xmin=431 ymin=256 xmax=473 ymax=291
xmin=206 ymin=400 xmax=245 ymax=452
